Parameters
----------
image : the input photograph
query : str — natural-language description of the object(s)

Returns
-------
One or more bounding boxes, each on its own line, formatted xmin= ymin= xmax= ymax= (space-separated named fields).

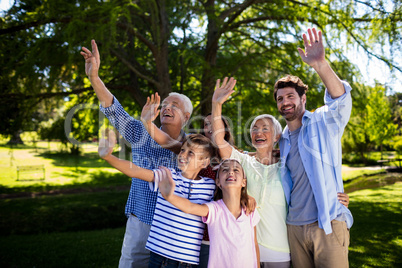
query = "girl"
xmin=158 ymin=159 xmax=260 ymax=268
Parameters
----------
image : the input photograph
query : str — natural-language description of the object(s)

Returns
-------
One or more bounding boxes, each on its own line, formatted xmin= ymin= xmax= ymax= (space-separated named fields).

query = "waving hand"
xmin=212 ymin=77 xmax=237 ymax=105
xmin=80 ymin=40 xmax=101 ymax=78
xmin=141 ymin=93 xmax=161 ymax=124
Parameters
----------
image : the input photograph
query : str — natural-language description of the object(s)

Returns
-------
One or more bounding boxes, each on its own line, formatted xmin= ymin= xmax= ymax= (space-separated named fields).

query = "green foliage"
xmin=1 ymin=0 xmax=401 ymax=148
xmin=366 ymin=86 xmax=397 ymax=148
xmin=343 ymin=83 xmax=399 ymax=161
xmin=394 ymin=137 xmax=402 ymax=156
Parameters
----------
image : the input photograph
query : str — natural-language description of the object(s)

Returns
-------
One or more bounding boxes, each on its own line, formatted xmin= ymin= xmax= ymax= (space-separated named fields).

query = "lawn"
xmin=0 ymin=140 xmax=131 ymax=194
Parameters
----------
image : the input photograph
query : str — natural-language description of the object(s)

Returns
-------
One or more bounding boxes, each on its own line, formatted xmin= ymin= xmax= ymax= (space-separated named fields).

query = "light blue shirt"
xmin=279 ymin=81 xmax=353 ymax=234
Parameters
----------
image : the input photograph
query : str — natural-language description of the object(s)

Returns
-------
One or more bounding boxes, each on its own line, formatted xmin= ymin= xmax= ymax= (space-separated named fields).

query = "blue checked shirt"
xmin=279 ymin=81 xmax=353 ymax=235
xmin=100 ymin=97 xmax=182 ymax=225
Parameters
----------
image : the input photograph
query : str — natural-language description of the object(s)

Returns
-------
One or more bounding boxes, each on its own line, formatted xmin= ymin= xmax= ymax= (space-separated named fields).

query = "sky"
xmin=1 ymin=0 xmax=401 ymax=94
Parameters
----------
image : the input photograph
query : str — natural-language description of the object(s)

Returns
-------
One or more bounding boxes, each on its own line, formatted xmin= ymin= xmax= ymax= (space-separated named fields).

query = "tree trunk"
xmin=7 ymin=131 xmax=24 ymax=145
xmin=201 ymin=0 xmax=221 ymax=115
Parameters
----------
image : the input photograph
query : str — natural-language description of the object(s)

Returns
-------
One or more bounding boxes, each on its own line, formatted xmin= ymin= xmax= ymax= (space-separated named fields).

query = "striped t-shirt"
xmin=146 ymin=168 xmax=216 ymax=265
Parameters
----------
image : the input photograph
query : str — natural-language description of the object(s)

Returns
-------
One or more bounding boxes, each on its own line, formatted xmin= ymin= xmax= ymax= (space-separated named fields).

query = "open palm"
xmin=297 ymin=28 xmax=325 ymax=69
xmin=212 ymin=77 xmax=237 ymax=105
xmin=141 ymin=93 xmax=161 ymax=124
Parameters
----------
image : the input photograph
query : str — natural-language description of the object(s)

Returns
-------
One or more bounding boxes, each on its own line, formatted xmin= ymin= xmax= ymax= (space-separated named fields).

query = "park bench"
xmin=16 ymin=165 xmax=45 ymax=181
xmin=377 ymin=158 xmax=402 ymax=168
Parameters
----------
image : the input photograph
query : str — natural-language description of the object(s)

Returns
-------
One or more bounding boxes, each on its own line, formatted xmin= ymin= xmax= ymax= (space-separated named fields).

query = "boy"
xmin=99 ymin=131 xmax=217 ymax=266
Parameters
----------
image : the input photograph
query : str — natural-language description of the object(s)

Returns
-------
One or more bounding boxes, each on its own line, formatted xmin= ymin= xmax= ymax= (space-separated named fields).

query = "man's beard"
xmin=279 ymin=100 xmax=303 ymax=122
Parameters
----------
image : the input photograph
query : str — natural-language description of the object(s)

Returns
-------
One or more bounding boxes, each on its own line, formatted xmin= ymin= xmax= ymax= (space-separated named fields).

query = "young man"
xmin=81 ymin=40 xmax=193 ymax=267
xmin=274 ymin=28 xmax=353 ymax=267
xmin=99 ymin=132 xmax=216 ymax=266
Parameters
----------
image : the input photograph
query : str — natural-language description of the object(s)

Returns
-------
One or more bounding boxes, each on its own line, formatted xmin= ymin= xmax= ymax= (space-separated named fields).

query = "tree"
xmin=366 ymin=85 xmax=398 ymax=159
xmin=1 ymin=0 xmax=401 ymax=147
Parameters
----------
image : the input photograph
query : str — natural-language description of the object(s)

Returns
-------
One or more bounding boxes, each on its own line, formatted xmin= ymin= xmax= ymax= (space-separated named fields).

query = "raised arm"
xmin=98 ymin=129 xmax=154 ymax=181
xmin=80 ymin=40 xmax=114 ymax=107
xmin=140 ymin=93 xmax=183 ymax=155
xmin=297 ymin=28 xmax=345 ymax=99
xmin=211 ymin=77 xmax=237 ymax=159
xmin=158 ymin=167 xmax=209 ymax=217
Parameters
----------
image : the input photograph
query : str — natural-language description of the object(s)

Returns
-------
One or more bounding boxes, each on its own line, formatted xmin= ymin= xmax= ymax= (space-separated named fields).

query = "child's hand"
xmin=158 ymin=166 xmax=176 ymax=200
xmin=243 ymin=195 xmax=257 ymax=215
xmin=98 ymin=129 xmax=117 ymax=159
xmin=141 ymin=93 xmax=160 ymax=125
xmin=212 ymin=77 xmax=237 ymax=105
xmin=337 ymin=192 xmax=349 ymax=208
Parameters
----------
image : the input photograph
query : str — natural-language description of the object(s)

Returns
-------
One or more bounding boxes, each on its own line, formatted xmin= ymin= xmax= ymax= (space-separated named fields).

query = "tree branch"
xmin=109 ymin=47 xmax=161 ymax=87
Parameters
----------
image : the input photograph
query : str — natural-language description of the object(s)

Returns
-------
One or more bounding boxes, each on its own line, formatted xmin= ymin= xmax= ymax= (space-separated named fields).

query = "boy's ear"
xmin=202 ymin=158 xmax=210 ymax=168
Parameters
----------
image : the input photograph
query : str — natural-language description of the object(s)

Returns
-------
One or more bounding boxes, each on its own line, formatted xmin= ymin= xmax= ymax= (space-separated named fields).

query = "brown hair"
xmin=182 ymin=133 xmax=218 ymax=160
xmin=204 ymin=113 xmax=235 ymax=146
xmin=213 ymin=159 xmax=249 ymax=209
xmin=273 ymin=75 xmax=309 ymax=101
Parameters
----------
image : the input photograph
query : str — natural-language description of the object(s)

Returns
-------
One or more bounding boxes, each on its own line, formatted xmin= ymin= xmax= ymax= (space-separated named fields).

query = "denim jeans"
xmin=149 ymin=251 xmax=198 ymax=268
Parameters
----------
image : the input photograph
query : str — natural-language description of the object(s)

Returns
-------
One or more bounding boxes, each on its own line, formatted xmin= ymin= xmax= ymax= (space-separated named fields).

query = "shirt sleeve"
xmin=251 ymin=209 xmax=260 ymax=227
xmin=202 ymin=201 xmax=217 ymax=224
xmin=100 ymin=96 xmax=147 ymax=144
xmin=149 ymin=169 xmax=161 ymax=192
xmin=311 ymin=81 xmax=352 ymax=135
xmin=230 ymin=147 xmax=248 ymax=166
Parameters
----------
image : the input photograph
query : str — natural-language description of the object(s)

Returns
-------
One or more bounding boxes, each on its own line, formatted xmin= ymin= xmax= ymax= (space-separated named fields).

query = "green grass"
xmin=342 ymin=168 xmax=386 ymax=182
xmin=348 ymin=183 xmax=402 ymax=267
xmin=0 ymin=228 xmax=125 ymax=267
xmin=0 ymin=141 xmax=131 ymax=194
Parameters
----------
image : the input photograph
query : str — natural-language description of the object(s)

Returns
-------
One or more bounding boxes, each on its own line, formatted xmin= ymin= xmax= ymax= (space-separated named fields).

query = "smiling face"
xmin=177 ymin=141 xmax=209 ymax=173
xmin=276 ymin=87 xmax=306 ymax=122
xmin=250 ymin=118 xmax=277 ymax=149
xmin=160 ymin=95 xmax=190 ymax=128
xmin=216 ymin=159 xmax=246 ymax=190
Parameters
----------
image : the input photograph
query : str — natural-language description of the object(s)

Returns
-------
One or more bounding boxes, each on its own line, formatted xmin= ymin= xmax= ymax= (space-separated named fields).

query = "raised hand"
xmin=212 ymin=77 xmax=237 ymax=105
xmin=80 ymin=39 xmax=101 ymax=78
xmin=141 ymin=93 xmax=161 ymax=124
xmin=98 ymin=128 xmax=117 ymax=159
xmin=158 ymin=166 xmax=176 ymax=200
xmin=297 ymin=28 xmax=325 ymax=70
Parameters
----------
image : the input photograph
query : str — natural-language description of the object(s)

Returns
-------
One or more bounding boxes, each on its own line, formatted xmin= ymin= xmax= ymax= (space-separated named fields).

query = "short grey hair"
xmin=250 ymin=114 xmax=282 ymax=143
xmin=168 ymin=92 xmax=193 ymax=117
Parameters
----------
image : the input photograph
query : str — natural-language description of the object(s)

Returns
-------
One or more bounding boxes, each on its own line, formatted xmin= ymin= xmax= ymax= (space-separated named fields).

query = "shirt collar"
xmin=282 ymin=110 xmax=312 ymax=139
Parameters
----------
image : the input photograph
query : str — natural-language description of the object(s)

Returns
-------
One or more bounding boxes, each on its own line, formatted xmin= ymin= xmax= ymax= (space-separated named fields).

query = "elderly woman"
xmin=211 ymin=77 xmax=349 ymax=268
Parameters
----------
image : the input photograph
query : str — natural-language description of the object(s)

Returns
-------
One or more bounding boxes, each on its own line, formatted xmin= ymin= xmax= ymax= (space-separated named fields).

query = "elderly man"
xmin=81 ymin=40 xmax=192 ymax=268
xmin=274 ymin=28 xmax=353 ymax=268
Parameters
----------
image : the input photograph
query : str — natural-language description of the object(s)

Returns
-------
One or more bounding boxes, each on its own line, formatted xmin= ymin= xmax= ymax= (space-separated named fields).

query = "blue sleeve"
xmin=100 ymin=97 xmax=147 ymax=145
xmin=317 ymin=81 xmax=353 ymax=134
